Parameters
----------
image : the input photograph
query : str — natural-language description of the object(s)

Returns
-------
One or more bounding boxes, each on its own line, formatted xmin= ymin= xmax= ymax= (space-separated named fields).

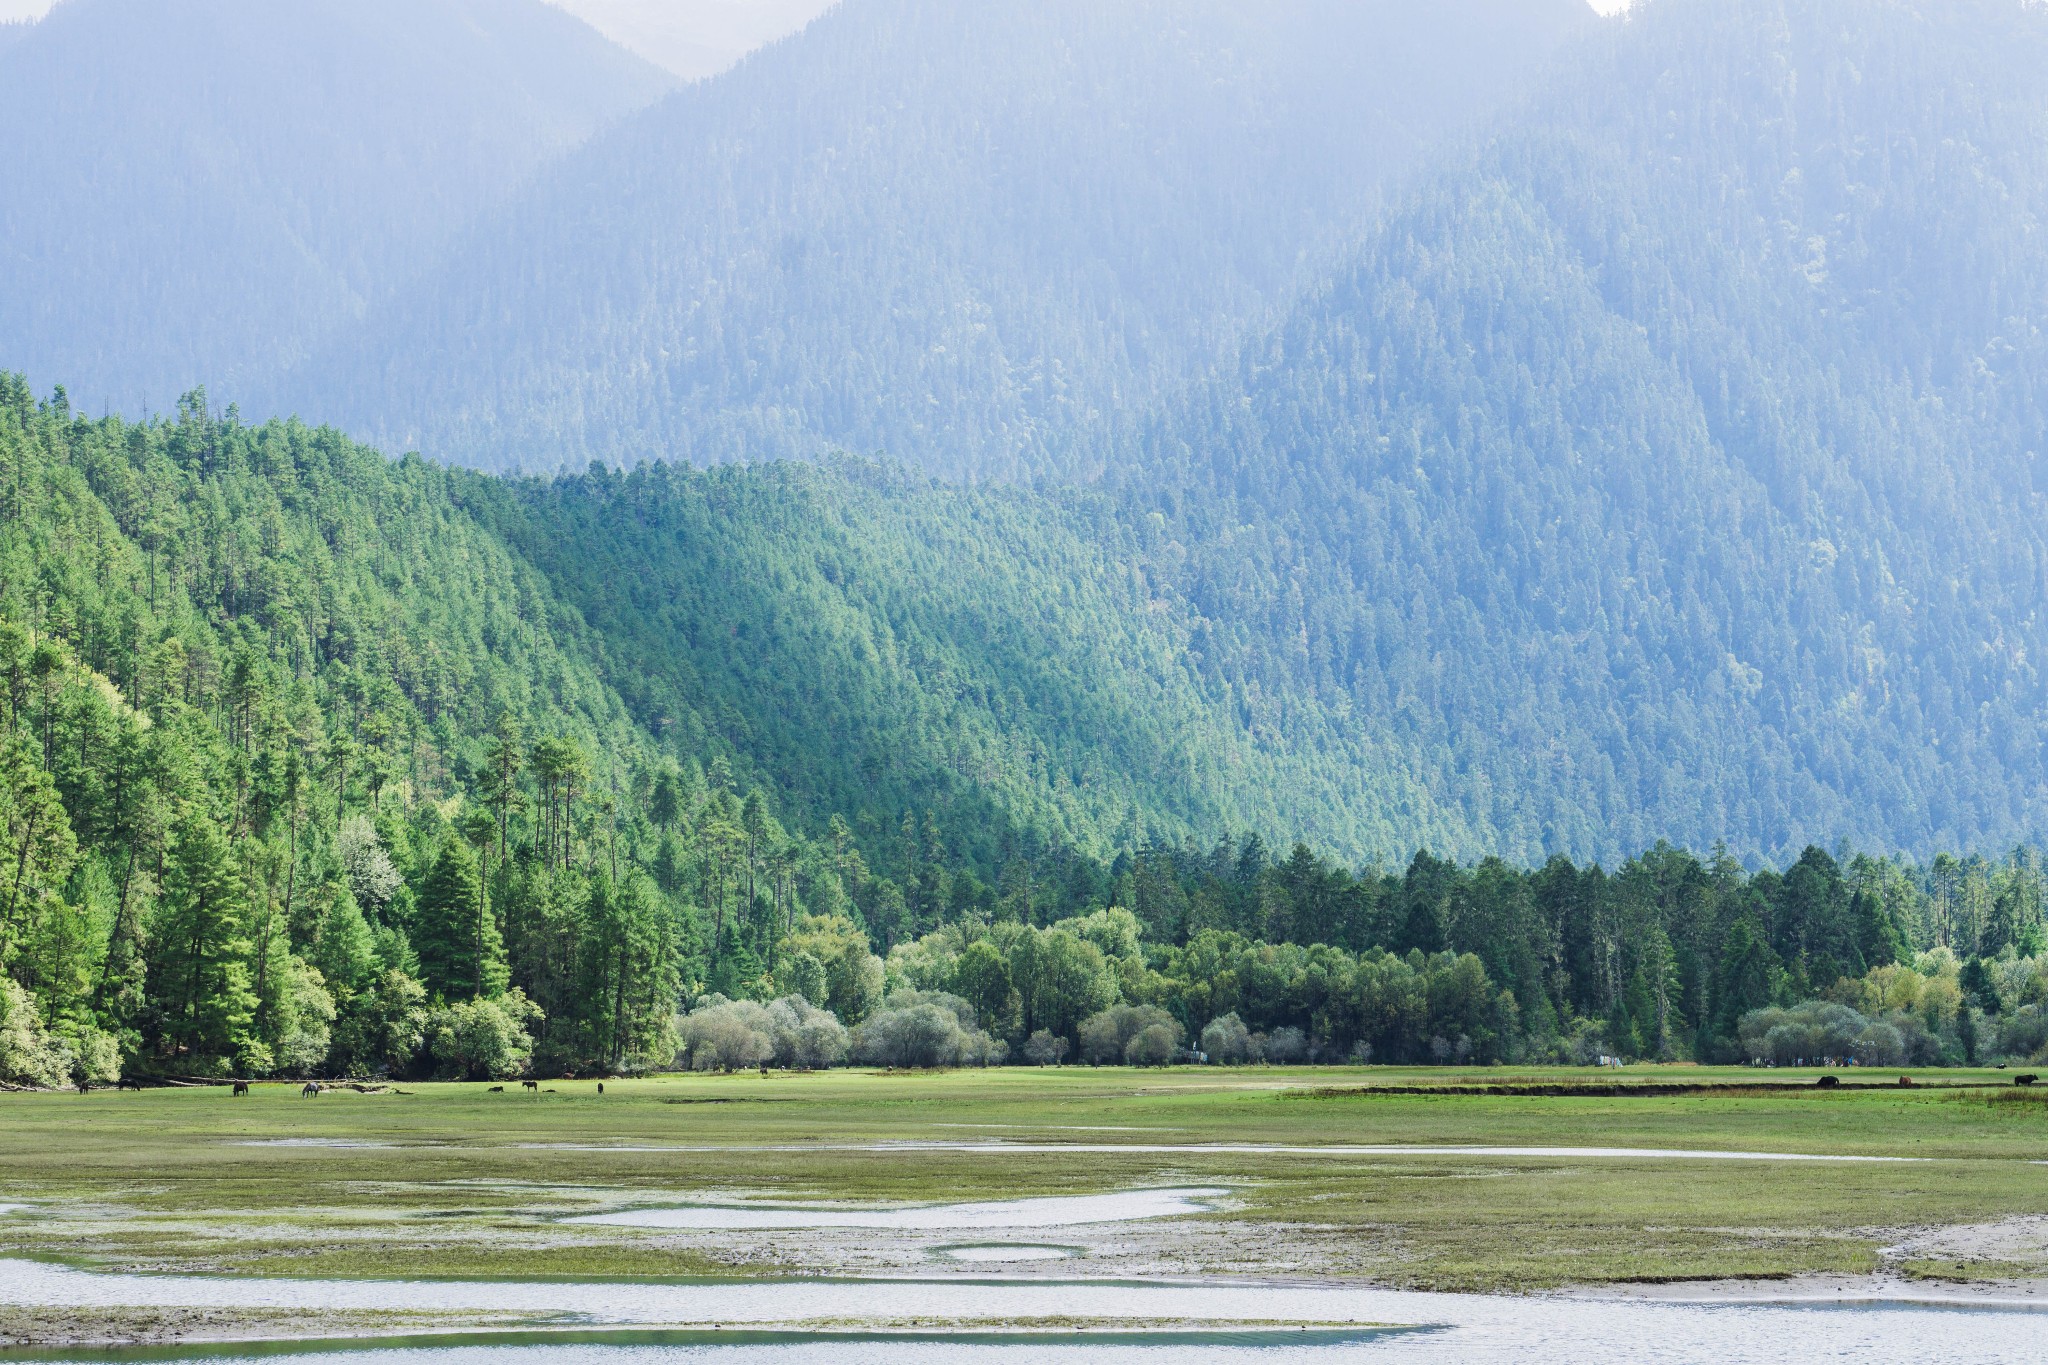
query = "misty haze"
xmin=1 ymin=0 xmax=2046 ymax=1359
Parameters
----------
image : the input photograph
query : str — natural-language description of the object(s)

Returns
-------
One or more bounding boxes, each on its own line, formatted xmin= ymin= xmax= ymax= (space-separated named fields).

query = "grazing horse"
xmin=597 ymin=1082 xmax=604 ymax=1095
xmin=232 ymin=1081 xmax=250 ymax=1097
xmin=301 ymin=1081 xmax=322 ymax=1097
xmin=1814 ymin=1074 xmax=1841 ymax=1089
xmin=117 ymin=1078 xmax=145 ymax=1092
xmin=522 ymin=1079 xmax=539 ymax=1091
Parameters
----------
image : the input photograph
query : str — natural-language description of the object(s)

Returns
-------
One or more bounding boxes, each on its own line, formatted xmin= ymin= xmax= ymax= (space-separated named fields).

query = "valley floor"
xmin=3 ymin=1066 xmax=2046 ymax=1345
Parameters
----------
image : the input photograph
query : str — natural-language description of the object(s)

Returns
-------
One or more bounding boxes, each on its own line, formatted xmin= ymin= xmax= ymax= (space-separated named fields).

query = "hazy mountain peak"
xmin=546 ymin=0 xmax=837 ymax=81
xmin=0 ymin=0 xmax=672 ymax=416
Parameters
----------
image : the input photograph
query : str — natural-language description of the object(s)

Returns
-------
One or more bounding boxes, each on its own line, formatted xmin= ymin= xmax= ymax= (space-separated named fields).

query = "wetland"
xmin=4 ymin=1066 xmax=2047 ymax=1355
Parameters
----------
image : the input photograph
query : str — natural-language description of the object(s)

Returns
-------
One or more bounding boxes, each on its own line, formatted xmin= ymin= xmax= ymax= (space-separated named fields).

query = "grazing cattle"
xmin=522 ymin=1079 xmax=539 ymax=1092
xmin=1898 ymin=1076 xmax=1915 ymax=1087
xmin=1815 ymin=1074 xmax=1840 ymax=1089
xmin=2016 ymin=1074 xmax=2039 ymax=1087
xmin=488 ymin=1085 xmax=504 ymax=1093
xmin=232 ymin=1081 xmax=250 ymax=1097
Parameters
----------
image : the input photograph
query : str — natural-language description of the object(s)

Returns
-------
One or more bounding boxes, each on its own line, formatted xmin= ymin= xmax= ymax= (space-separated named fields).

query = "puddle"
xmin=228 ymin=1140 xmax=404 ymax=1150
xmin=1 ymin=1260 xmax=2043 ymax=1362
xmin=0 ymin=1203 xmax=29 ymax=1215
xmin=929 ymin=1125 xmax=1183 ymax=1133
xmin=835 ymin=1142 xmax=1925 ymax=1163
xmin=497 ymin=1141 xmax=1921 ymax=1163
xmin=566 ymin=1188 xmax=1227 ymax=1230
xmin=933 ymin=1245 xmax=1078 ymax=1263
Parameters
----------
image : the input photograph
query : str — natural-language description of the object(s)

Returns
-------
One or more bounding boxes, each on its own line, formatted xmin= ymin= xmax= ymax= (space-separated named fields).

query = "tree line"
xmin=4 ymin=376 xmax=2046 ymax=1085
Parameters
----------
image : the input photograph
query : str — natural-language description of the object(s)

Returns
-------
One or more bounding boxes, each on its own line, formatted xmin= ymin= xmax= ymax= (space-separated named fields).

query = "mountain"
xmin=266 ymin=0 xmax=1590 ymax=477
xmin=0 ymin=0 xmax=671 ymax=419
xmin=471 ymin=459 xmax=1463 ymax=868
xmin=545 ymin=0 xmax=836 ymax=81
xmin=1125 ymin=0 xmax=2048 ymax=863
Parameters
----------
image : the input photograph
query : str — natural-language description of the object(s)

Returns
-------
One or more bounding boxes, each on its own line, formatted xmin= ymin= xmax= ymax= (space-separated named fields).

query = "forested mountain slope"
xmin=474 ymin=461 xmax=1465 ymax=868
xmin=270 ymin=0 xmax=1588 ymax=477
xmin=0 ymin=0 xmax=671 ymax=418
xmin=0 ymin=380 xmax=1429 ymax=894
xmin=1128 ymin=0 xmax=2048 ymax=863
xmin=8 ymin=380 xmax=2047 ymax=1086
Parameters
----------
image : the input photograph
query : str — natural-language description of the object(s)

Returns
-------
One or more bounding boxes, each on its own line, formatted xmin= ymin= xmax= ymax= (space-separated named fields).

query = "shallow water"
xmin=844 ymin=1142 xmax=1924 ymax=1163
xmin=510 ymin=1142 xmax=1923 ymax=1163
xmin=4 ymin=1260 xmax=2045 ymax=1362
xmin=228 ymin=1140 xmax=404 ymax=1150
xmin=566 ymin=1187 xmax=1228 ymax=1229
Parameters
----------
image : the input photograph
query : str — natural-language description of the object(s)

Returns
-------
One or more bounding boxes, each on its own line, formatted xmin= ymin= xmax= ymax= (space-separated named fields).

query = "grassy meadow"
xmin=3 ymin=1066 xmax=2047 ymax=1296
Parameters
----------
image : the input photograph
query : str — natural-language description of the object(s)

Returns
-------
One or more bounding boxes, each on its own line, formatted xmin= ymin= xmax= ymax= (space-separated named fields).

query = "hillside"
xmin=0 ymin=0 xmax=671 ymax=418
xmin=6 ymin=381 xmax=2023 ymax=1085
xmin=1126 ymin=0 xmax=2048 ymax=863
xmin=267 ymin=0 xmax=1588 ymax=477
xmin=474 ymin=460 xmax=1464 ymax=868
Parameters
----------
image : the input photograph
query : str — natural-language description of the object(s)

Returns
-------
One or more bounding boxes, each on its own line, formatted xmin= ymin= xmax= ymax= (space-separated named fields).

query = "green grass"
xmin=3 ymin=1066 xmax=2046 ymax=1295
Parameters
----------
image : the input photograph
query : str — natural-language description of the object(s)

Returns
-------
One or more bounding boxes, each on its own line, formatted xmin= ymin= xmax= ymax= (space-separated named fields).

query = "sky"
xmin=0 ymin=1 xmax=1633 ymax=52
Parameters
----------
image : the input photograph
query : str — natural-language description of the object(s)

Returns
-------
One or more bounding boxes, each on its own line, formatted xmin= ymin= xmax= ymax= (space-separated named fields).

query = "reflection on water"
xmin=4 ymin=1262 xmax=2045 ymax=1363
xmin=10 ymin=1335 xmax=1427 ymax=1365
xmin=505 ymin=1142 xmax=1926 ymax=1164
xmin=566 ymin=1188 xmax=1227 ymax=1230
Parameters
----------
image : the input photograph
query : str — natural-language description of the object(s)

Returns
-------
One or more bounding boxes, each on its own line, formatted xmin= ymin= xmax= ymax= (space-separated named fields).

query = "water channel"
xmin=3 ymin=1259 xmax=2042 ymax=1363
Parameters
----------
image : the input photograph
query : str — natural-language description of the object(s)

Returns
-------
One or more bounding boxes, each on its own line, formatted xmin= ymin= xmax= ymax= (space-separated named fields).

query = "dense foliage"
xmin=1122 ymin=0 xmax=2048 ymax=861
xmin=8 ymin=380 xmax=2047 ymax=1086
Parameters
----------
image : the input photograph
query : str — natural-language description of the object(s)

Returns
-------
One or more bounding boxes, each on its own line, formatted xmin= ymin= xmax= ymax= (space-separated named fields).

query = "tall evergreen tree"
xmin=414 ymin=841 xmax=505 ymax=1003
xmin=147 ymin=809 xmax=257 ymax=1071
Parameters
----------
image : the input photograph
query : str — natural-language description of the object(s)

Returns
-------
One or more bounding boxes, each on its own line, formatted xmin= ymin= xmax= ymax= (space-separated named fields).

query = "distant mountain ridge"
xmin=264 ymin=0 xmax=1590 ymax=477
xmin=0 ymin=0 xmax=671 ymax=417
xmin=11 ymin=0 xmax=2048 ymax=866
xmin=1122 ymin=0 xmax=2048 ymax=861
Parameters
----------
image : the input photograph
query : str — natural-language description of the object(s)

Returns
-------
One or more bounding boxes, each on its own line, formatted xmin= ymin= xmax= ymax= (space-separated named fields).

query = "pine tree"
xmin=148 ymin=809 xmax=257 ymax=1072
xmin=414 ymin=840 xmax=505 ymax=1002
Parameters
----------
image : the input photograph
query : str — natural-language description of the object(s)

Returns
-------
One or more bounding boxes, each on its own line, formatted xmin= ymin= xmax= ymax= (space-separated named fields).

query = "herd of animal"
xmin=211 ymin=1078 xmax=611 ymax=1096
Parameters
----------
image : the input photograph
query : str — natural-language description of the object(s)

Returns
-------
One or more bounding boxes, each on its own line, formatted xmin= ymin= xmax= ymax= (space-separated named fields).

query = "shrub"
xmin=0 ymin=978 xmax=62 ymax=1086
xmin=1078 ymin=1004 xmax=1179 ymax=1065
xmin=1023 ymin=1029 xmax=1069 ymax=1065
xmin=1201 ymin=1011 xmax=1253 ymax=1064
xmin=675 ymin=994 xmax=853 ymax=1071
xmin=1263 ymin=1026 xmax=1309 ymax=1065
xmin=851 ymin=990 xmax=1005 ymax=1068
xmin=1738 ymin=1001 xmax=1918 ymax=1066
xmin=1125 ymin=1022 xmax=1180 ymax=1066
xmin=426 ymin=990 xmax=541 ymax=1080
